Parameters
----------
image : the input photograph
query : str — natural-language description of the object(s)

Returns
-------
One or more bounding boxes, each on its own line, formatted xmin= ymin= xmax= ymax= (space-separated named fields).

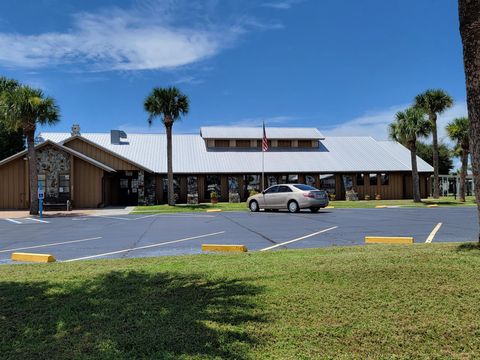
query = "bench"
xmin=43 ymin=200 xmax=72 ymax=211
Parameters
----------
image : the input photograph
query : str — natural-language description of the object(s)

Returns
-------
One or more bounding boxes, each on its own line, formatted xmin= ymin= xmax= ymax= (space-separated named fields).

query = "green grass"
xmin=2 ymin=244 xmax=480 ymax=359
xmin=133 ymin=196 xmax=476 ymax=213
xmin=133 ymin=202 xmax=248 ymax=214
xmin=329 ymin=195 xmax=477 ymax=208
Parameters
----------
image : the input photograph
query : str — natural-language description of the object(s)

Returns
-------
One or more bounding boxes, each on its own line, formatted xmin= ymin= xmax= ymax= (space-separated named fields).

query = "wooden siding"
xmin=66 ymin=138 xmax=138 ymax=171
xmin=73 ymin=158 xmax=103 ymax=208
xmin=0 ymin=157 xmax=27 ymax=209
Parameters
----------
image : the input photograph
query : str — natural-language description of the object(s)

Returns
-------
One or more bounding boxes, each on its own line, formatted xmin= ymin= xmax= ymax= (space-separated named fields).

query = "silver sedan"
xmin=247 ymin=184 xmax=329 ymax=213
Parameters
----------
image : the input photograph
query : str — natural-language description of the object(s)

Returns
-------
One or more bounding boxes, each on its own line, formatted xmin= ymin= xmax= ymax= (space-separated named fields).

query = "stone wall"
xmin=36 ymin=145 xmax=71 ymax=201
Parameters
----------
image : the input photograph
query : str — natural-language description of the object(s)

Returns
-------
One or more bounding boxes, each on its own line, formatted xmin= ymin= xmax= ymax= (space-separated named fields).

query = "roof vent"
xmin=111 ymin=130 xmax=128 ymax=145
xmin=71 ymin=124 xmax=81 ymax=137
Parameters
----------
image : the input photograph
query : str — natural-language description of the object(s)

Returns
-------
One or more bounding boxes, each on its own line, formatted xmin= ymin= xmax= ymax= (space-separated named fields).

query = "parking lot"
xmin=0 ymin=207 xmax=477 ymax=264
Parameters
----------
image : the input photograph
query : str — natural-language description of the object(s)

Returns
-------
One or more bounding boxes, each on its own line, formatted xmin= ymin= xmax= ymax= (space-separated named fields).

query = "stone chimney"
xmin=71 ymin=124 xmax=81 ymax=137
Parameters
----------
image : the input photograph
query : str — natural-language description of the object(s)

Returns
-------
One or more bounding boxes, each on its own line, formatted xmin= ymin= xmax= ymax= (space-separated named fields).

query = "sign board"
xmin=38 ymin=188 xmax=45 ymax=200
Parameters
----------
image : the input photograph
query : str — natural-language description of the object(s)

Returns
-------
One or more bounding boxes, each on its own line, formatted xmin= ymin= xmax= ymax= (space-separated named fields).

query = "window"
xmin=294 ymin=184 xmax=317 ymax=191
xmin=214 ymin=140 xmax=230 ymax=148
xmin=236 ymin=140 xmax=250 ymax=148
xmin=342 ymin=175 xmax=353 ymax=191
xmin=298 ymin=140 xmax=312 ymax=148
xmin=264 ymin=186 xmax=279 ymax=194
xmin=278 ymin=185 xmax=292 ymax=193
xmin=245 ymin=174 xmax=260 ymax=195
xmin=59 ymin=174 xmax=70 ymax=193
xmin=120 ymin=179 xmax=129 ymax=189
xmin=320 ymin=174 xmax=336 ymax=195
xmin=267 ymin=176 xmax=278 ymax=187
xmin=288 ymin=174 xmax=298 ymax=183
xmin=369 ymin=173 xmax=378 ymax=186
xmin=305 ymin=175 xmax=316 ymax=187
xmin=277 ymin=140 xmax=292 ymax=148
xmin=228 ymin=177 xmax=239 ymax=194
xmin=356 ymin=173 xmax=365 ymax=186
xmin=205 ymin=175 xmax=221 ymax=199
xmin=381 ymin=173 xmax=389 ymax=186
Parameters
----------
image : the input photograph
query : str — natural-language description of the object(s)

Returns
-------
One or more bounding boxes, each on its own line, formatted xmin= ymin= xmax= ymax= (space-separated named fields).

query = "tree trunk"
xmin=25 ymin=129 xmax=38 ymax=215
xmin=410 ymin=142 xmax=421 ymax=203
xmin=459 ymin=148 xmax=468 ymax=202
xmin=164 ymin=117 xmax=175 ymax=206
xmin=431 ymin=112 xmax=440 ymax=199
xmin=459 ymin=0 xmax=480 ymax=242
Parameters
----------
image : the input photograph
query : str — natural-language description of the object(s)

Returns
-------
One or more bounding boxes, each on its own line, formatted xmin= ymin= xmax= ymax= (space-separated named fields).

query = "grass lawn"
xmin=2 ymin=244 xmax=480 ymax=359
xmin=133 ymin=196 xmax=476 ymax=213
xmin=329 ymin=195 xmax=477 ymax=208
xmin=133 ymin=202 xmax=248 ymax=213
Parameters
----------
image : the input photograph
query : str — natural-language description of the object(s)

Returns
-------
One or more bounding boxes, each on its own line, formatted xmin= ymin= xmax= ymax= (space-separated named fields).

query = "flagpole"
xmin=262 ymin=145 xmax=265 ymax=192
xmin=262 ymin=121 xmax=265 ymax=192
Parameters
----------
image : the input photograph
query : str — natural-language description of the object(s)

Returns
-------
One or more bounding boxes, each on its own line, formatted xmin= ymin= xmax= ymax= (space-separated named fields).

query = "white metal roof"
xmin=200 ymin=126 xmax=325 ymax=140
xmin=38 ymin=132 xmax=433 ymax=174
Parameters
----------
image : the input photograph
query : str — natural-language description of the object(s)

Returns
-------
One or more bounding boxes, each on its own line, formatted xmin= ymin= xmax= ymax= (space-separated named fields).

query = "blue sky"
xmin=0 ymin=0 xmax=467 ymax=140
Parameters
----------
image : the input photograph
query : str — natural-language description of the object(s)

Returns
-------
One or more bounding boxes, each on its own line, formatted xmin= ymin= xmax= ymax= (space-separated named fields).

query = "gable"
xmin=65 ymin=138 xmax=140 ymax=171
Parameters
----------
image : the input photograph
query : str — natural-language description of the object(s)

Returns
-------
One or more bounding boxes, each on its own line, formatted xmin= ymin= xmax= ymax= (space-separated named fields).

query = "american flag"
xmin=262 ymin=122 xmax=269 ymax=152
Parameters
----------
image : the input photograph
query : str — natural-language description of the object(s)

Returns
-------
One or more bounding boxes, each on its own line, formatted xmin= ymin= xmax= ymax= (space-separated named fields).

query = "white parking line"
xmin=5 ymin=218 xmax=22 ymax=224
xmin=0 ymin=237 xmax=103 ymax=254
xmin=260 ymin=226 xmax=338 ymax=251
xmin=425 ymin=222 xmax=443 ymax=243
xmin=64 ymin=231 xmax=226 ymax=262
xmin=26 ymin=217 xmax=50 ymax=224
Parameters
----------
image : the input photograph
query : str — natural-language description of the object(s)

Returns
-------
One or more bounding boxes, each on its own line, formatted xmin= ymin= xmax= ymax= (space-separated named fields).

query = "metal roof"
xmin=38 ymin=132 xmax=433 ymax=174
xmin=200 ymin=126 xmax=325 ymax=140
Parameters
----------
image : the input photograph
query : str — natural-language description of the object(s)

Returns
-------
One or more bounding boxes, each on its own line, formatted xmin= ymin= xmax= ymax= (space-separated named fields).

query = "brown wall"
xmin=73 ymin=158 xmax=104 ymax=208
xmin=0 ymin=157 xmax=27 ymax=209
xmin=66 ymin=138 xmax=138 ymax=171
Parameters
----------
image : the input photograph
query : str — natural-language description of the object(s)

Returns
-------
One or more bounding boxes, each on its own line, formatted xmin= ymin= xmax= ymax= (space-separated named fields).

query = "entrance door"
xmin=118 ymin=172 xmax=138 ymax=206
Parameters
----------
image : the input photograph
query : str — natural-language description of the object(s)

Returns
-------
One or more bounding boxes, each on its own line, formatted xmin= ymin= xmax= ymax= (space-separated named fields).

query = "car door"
xmin=262 ymin=186 xmax=279 ymax=208
xmin=276 ymin=185 xmax=293 ymax=208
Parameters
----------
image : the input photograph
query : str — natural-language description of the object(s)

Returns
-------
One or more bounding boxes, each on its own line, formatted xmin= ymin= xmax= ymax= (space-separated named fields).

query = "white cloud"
xmin=324 ymin=101 xmax=468 ymax=144
xmin=262 ymin=0 xmax=304 ymax=10
xmin=0 ymin=0 xmax=285 ymax=72
xmin=0 ymin=10 xmax=228 ymax=71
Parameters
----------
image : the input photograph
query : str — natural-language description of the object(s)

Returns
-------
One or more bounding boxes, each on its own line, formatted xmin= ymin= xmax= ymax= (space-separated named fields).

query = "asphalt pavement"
xmin=0 ymin=207 xmax=477 ymax=264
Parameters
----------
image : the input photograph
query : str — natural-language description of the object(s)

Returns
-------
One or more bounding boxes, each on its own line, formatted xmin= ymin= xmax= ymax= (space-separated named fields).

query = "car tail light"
xmin=303 ymin=192 xmax=315 ymax=198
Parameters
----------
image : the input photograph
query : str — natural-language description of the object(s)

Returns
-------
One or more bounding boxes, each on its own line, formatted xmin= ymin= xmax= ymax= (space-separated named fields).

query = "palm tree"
xmin=144 ymin=87 xmax=189 ymax=206
xmin=0 ymin=76 xmax=20 ymax=93
xmin=446 ymin=117 xmax=470 ymax=202
xmin=0 ymin=85 xmax=60 ymax=214
xmin=389 ymin=107 xmax=431 ymax=203
xmin=414 ymin=89 xmax=454 ymax=199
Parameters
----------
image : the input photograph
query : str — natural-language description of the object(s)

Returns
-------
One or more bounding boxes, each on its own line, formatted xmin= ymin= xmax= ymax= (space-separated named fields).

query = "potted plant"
xmin=364 ymin=194 xmax=371 ymax=201
xmin=210 ymin=191 xmax=218 ymax=204
xmin=375 ymin=194 xmax=382 ymax=200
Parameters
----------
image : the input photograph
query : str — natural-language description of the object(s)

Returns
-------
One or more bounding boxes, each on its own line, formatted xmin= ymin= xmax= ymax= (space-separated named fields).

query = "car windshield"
xmin=293 ymin=184 xmax=318 ymax=191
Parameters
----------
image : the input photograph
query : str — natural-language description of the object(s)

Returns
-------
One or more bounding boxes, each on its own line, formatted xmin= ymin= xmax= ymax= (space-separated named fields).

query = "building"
xmin=0 ymin=125 xmax=433 ymax=209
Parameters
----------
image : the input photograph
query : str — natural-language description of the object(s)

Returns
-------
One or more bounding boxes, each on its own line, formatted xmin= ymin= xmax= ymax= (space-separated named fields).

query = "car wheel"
xmin=310 ymin=207 xmax=320 ymax=213
xmin=249 ymin=200 xmax=259 ymax=212
xmin=288 ymin=200 xmax=299 ymax=213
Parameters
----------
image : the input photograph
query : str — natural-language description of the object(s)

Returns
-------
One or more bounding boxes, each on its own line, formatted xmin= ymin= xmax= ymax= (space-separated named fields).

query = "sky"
xmin=0 ymin=0 xmax=468 ymax=143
